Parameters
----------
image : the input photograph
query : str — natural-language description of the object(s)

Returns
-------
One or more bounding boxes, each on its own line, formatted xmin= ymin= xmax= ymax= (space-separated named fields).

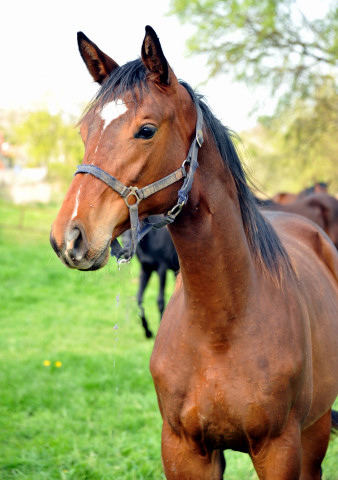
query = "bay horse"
xmin=260 ymin=193 xmax=338 ymax=250
xmin=272 ymin=182 xmax=329 ymax=205
xmin=120 ymin=223 xmax=179 ymax=338
xmin=50 ymin=27 xmax=338 ymax=479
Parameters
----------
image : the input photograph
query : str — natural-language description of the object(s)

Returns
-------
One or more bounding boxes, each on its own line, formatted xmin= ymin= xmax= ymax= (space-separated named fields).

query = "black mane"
xmin=180 ymin=81 xmax=293 ymax=281
xmin=84 ymin=60 xmax=292 ymax=281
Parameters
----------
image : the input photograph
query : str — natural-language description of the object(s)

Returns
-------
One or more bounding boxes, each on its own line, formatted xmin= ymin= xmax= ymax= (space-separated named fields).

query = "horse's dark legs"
xmin=157 ymin=265 xmax=167 ymax=319
xmin=137 ymin=268 xmax=153 ymax=338
xmin=300 ymin=409 xmax=332 ymax=480
xmin=331 ymin=409 xmax=338 ymax=432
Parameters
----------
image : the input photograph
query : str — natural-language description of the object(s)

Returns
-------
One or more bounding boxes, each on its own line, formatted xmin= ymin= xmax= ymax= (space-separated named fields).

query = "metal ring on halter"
xmin=167 ymin=199 xmax=185 ymax=218
xmin=124 ymin=187 xmax=142 ymax=207
xmin=196 ymin=129 xmax=204 ymax=148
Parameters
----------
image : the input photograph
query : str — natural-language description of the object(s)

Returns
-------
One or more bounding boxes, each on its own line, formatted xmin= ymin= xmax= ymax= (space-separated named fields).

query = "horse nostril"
xmin=66 ymin=226 xmax=88 ymax=261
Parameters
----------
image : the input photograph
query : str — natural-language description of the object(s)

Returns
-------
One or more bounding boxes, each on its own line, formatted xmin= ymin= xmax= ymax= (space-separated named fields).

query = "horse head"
xmin=50 ymin=27 xmax=197 ymax=270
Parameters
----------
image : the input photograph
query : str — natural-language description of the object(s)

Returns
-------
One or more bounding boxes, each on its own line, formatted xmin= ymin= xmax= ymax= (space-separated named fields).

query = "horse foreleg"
xmin=137 ymin=268 xmax=153 ymax=338
xmin=300 ymin=409 xmax=332 ymax=480
xmin=161 ymin=421 xmax=225 ymax=480
xmin=249 ymin=419 xmax=302 ymax=479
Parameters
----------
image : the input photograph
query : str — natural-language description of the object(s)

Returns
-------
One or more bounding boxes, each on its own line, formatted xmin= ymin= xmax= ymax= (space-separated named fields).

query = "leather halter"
xmin=74 ymin=98 xmax=204 ymax=263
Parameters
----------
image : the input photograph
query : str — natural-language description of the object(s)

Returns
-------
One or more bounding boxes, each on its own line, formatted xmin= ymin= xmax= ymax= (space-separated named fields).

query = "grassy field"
xmin=0 ymin=201 xmax=337 ymax=479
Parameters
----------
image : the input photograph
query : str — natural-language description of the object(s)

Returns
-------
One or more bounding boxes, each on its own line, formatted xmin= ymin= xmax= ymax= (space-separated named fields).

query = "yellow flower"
xmin=43 ymin=360 xmax=51 ymax=367
xmin=55 ymin=361 xmax=62 ymax=368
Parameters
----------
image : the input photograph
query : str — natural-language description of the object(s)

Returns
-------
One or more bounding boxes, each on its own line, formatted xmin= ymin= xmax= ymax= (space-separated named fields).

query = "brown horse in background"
xmin=272 ymin=182 xmax=329 ymax=205
xmin=50 ymin=27 xmax=338 ymax=479
xmin=261 ymin=193 xmax=338 ymax=249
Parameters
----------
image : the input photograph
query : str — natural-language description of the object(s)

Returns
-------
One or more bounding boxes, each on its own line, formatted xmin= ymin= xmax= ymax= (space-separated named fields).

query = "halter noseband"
xmin=74 ymin=99 xmax=204 ymax=263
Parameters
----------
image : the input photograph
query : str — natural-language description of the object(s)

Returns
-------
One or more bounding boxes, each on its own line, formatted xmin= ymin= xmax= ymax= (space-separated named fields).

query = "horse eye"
xmin=135 ymin=125 xmax=157 ymax=139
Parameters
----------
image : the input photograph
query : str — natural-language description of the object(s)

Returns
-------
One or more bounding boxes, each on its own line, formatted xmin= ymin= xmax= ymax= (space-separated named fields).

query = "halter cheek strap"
xmin=75 ymin=161 xmax=188 ymax=261
xmin=74 ymin=100 xmax=204 ymax=263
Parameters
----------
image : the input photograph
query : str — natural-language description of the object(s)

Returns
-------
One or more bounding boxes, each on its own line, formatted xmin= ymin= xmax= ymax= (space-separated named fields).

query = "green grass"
xmin=0 ymin=202 xmax=337 ymax=479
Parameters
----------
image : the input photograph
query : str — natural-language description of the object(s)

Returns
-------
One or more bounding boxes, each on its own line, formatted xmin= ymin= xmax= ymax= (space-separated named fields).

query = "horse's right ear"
xmin=77 ymin=32 xmax=119 ymax=84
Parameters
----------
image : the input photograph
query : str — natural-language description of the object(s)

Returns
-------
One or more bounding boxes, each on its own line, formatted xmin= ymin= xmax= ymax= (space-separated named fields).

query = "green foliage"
xmin=242 ymin=76 xmax=338 ymax=194
xmin=171 ymin=0 xmax=338 ymax=195
xmin=0 ymin=202 xmax=338 ymax=479
xmin=171 ymin=0 xmax=338 ymax=104
xmin=11 ymin=110 xmax=83 ymax=185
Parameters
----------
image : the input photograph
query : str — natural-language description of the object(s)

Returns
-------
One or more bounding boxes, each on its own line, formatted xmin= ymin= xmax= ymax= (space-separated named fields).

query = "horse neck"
xmin=168 ymin=134 xmax=256 ymax=319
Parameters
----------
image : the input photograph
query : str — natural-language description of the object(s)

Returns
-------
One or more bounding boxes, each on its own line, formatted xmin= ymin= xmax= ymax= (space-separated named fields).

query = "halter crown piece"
xmin=74 ymin=96 xmax=204 ymax=264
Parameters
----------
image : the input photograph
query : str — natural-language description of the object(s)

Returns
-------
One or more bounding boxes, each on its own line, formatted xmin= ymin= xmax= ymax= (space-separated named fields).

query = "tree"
xmin=171 ymin=0 xmax=338 ymax=108
xmin=241 ymin=76 xmax=338 ymax=194
xmin=171 ymin=0 xmax=338 ymax=193
xmin=11 ymin=110 xmax=83 ymax=185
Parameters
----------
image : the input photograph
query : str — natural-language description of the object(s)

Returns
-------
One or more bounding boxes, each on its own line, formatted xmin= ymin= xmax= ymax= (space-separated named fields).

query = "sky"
xmin=1 ymin=0 xmax=268 ymax=132
xmin=1 ymin=0 xmax=326 ymax=132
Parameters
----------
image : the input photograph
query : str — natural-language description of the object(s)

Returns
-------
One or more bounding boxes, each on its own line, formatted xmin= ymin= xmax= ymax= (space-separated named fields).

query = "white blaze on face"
xmin=100 ymin=99 xmax=128 ymax=132
xmin=71 ymin=185 xmax=81 ymax=221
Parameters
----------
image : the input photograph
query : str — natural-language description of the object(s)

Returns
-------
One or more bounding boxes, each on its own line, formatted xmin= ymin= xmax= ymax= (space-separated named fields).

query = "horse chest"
xmin=151 ymin=322 xmax=305 ymax=451
xmin=152 ymin=353 xmax=258 ymax=450
xmin=151 ymin=283 xmax=312 ymax=450
xmin=179 ymin=376 xmax=248 ymax=449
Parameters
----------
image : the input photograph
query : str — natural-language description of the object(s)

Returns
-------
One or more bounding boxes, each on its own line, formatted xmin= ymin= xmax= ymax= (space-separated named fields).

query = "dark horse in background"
xmin=51 ymin=26 xmax=338 ymax=479
xmin=120 ymin=222 xmax=179 ymax=338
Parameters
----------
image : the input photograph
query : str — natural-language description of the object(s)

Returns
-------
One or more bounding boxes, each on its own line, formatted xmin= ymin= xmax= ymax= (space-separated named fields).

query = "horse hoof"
xmin=145 ymin=330 xmax=153 ymax=338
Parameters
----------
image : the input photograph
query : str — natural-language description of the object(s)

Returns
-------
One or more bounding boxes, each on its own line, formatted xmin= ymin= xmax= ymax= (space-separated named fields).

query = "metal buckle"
xmin=168 ymin=200 xmax=185 ymax=218
xmin=196 ymin=129 xmax=204 ymax=148
xmin=124 ymin=187 xmax=142 ymax=207
xmin=182 ymin=159 xmax=189 ymax=173
xmin=117 ymin=256 xmax=132 ymax=265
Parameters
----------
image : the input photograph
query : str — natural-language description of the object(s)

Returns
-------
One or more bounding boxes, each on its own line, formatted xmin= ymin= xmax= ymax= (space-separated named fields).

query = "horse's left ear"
xmin=141 ymin=26 xmax=172 ymax=86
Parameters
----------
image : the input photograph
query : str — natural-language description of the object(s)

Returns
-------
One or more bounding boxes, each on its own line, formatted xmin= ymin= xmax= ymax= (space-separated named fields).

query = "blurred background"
xmin=0 ymin=0 xmax=337 ymax=479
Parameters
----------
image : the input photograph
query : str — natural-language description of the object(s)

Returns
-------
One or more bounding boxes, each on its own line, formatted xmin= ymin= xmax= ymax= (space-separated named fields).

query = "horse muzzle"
xmin=50 ymin=222 xmax=110 ymax=271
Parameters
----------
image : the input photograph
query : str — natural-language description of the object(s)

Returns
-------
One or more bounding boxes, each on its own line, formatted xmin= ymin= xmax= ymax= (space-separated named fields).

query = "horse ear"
xmin=141 ymin=26 xmax=172 ymax=86
xmin=77 ymin=32 xmax=119 ymax=84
